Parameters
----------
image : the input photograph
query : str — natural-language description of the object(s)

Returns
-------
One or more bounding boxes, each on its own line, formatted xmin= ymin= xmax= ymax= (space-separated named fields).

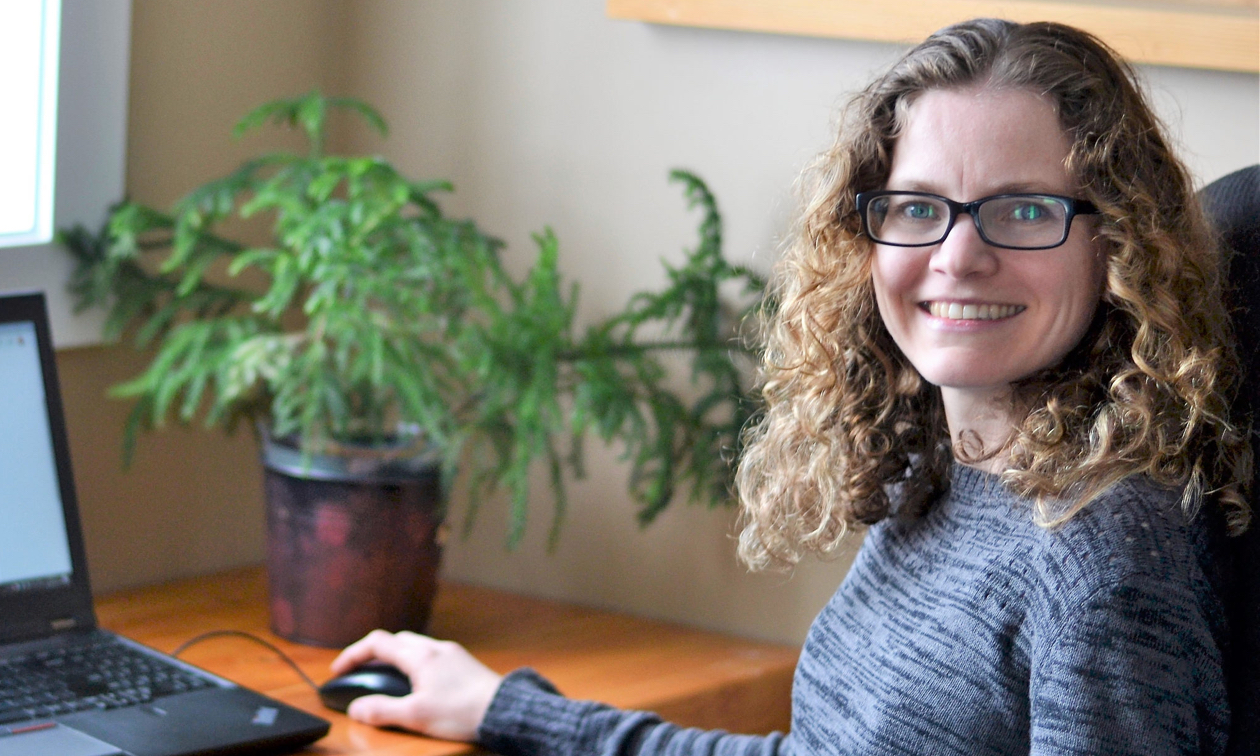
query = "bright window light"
xmin=0 ymin=0 xmax=129 ymax=347
xmin=0 ymin=0 xmax=60 ymax=248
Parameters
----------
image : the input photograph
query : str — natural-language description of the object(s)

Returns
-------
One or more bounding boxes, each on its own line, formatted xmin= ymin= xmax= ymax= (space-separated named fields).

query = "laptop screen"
xmin=0 ymin=292 xmax=96 ymax=644
xmin=0 ymin=319 xmax=74 ymax=595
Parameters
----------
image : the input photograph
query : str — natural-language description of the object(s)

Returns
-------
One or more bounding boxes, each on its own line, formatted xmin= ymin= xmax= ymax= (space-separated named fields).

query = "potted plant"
xmin=61 ymin=91 xmax=764 ymax=647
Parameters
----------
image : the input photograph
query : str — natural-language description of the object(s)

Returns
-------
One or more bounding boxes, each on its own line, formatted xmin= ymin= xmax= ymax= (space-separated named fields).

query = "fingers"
xmin=346 ymin=693 xmax=415 ymax=728
xmin=329 ymin=630 xmax=383 ymax=674
xmin=330 ymin=629 xmax=424 ymax=675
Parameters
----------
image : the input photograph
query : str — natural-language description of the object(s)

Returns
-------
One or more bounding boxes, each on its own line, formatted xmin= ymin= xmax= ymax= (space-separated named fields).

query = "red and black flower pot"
xmin=260 ymin=430 xmax=445 ymax=648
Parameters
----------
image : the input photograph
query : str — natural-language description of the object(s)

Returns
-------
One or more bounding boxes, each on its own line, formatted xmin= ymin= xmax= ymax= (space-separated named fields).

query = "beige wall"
xmin=64 ymin=1 xmax=1260 ymax=645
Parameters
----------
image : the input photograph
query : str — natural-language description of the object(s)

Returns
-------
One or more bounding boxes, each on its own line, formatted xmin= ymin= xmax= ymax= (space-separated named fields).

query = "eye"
xmin=1010 ymin=203 xmax=1045 ymax=221
xmin=906 ymin=203 xmax=937 ymax=219
xmin=984 ymin=196 xmax=1065 ymax=227
xmin=890 ymin=199 xmax=940 ymax=222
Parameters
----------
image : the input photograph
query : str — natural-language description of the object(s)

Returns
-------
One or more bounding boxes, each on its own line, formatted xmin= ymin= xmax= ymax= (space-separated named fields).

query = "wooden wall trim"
xmin=607 ymin=0 xmax=1259 ymax=73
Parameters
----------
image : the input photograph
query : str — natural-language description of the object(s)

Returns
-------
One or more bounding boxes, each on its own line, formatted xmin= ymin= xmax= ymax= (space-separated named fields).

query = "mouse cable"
xmin=170 ymin=629 xmax=321 ymax=692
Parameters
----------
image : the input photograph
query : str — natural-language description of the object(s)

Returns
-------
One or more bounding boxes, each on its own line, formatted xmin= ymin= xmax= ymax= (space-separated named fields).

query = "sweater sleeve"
xmin=477 ymin=668 xmax=788 ymax=756
xmin=1028 ymin=573 xmax=1228 ymax=755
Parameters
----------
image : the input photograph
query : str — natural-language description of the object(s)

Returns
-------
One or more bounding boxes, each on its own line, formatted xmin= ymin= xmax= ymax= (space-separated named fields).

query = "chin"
xmin=916 ymin=365 xmax=1021 ymax=394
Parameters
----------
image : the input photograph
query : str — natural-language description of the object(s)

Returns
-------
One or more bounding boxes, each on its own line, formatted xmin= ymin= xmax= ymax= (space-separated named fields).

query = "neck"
xmin=940 ymin=386 xmax=1016 ymax=473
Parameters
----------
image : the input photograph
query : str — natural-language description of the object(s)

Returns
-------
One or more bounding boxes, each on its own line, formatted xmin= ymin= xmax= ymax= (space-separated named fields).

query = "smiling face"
xmin=870 ymin=86 xmax=1104 ymax=420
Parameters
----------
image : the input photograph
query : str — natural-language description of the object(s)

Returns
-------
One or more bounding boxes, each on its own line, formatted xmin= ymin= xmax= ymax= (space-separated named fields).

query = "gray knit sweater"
xmin=477 ymin=465 xmax=1230 ymax=755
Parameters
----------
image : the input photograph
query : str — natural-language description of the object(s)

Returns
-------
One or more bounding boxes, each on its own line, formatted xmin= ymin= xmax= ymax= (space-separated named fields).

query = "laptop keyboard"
xmin=0 ymin=636 xmax=215 ymax=724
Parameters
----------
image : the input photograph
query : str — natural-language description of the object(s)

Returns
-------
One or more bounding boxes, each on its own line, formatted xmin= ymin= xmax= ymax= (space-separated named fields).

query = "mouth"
xmin=922 ymin=301 xmax=1025 ymax=321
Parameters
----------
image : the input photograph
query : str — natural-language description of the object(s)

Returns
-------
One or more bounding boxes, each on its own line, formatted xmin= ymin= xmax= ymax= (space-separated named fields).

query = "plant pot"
xmin=260 ymin=430 xmax=445 ymax=648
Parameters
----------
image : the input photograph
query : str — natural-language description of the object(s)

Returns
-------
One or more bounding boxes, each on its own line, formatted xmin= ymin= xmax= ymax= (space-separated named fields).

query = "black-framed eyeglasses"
xmin=855 ymin=191 xmax=1099 ymax=250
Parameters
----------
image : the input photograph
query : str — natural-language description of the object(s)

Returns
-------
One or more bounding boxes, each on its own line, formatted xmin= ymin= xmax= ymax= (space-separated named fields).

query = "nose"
xmin=930 ymin=213 xmax=998 ymax=278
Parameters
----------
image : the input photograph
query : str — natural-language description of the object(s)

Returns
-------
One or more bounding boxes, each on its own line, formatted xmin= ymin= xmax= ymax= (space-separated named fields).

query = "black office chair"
xmin=1201 ymin=164 xmax=1260 ymax=756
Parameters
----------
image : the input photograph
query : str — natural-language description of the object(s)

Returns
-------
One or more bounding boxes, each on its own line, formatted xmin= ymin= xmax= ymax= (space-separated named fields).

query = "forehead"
xmin=886 ymin=87 xmax=1075 ymax=195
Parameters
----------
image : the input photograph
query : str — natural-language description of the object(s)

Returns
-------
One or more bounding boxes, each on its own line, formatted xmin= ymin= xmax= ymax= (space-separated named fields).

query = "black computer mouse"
xmin=318 ymin=662 xmax=413 ymax=712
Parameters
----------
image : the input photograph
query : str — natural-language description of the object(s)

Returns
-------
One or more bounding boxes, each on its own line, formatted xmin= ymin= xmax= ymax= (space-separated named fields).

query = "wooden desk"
xmin=96 ymin=566 xmax=798 ymax=754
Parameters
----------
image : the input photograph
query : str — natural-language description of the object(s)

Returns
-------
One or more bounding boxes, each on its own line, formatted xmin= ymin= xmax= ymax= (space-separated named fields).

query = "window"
xmin=0 ymin=0 xmax=130 ymax=347
xmin=0 ymin=0 xmax=60 ymax=248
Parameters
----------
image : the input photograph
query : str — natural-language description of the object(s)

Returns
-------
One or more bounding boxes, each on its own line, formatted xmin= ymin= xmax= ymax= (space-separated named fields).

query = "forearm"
xmin=478 ymin=668 xmax=787 ymax=756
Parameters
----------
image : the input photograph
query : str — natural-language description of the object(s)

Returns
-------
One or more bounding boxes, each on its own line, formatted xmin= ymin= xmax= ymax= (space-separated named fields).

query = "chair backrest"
xmin=1200 ymin=164 xmax=1260 ymax=756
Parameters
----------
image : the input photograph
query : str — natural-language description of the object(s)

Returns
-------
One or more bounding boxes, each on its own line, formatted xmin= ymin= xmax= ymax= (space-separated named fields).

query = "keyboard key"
xmin=0 ymin=637 xmax=215 ymax=717
xmin=0 ymin=707 xmax=30 ymax=725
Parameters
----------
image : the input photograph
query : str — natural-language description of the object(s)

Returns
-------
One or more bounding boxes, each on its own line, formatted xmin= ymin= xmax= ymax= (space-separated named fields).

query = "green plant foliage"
xmin=60 ymin=91 xmax=765 ymax=549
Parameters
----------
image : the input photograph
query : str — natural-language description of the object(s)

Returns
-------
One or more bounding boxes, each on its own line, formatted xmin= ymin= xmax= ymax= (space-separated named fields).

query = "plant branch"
xmin=59 ymin=93 xmax=768 ymax=549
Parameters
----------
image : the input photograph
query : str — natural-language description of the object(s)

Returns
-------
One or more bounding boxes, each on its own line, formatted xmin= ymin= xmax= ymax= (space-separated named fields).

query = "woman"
xmin=331 ymin=18 xmax=1252 ymax=754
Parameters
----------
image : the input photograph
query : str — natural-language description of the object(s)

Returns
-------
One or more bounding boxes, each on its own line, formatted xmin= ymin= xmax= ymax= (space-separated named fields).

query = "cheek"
xmin=1034 ymin=241 xmax=1105 ymax=353
xmin=1070 ymin=238 xmax=1106 ymax=324
xmin=1077 ymin=257 xmax=1106 ymax=341
xmin=868 ymin=251 xmax=926 ymax=366
xmin=870 ymin=249 xmax=919 ymax=318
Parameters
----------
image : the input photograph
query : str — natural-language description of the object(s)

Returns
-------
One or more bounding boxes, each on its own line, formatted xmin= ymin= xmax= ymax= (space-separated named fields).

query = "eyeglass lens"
xmin=867 ymin=194 xmax=1071 ymax=248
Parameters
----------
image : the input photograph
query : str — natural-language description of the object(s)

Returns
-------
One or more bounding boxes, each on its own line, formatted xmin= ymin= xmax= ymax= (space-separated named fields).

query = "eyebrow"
xmin=886 ymin=180 xmax=1073 ymax=196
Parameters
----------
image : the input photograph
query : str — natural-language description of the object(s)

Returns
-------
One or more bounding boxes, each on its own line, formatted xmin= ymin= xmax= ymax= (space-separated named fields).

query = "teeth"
xmin=926 ymin=302 xmax=1023 ymax=321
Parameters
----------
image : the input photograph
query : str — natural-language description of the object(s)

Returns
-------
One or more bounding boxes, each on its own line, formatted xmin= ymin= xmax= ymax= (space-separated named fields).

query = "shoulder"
xmin=1020 ymin=480 xmax=1231 ymax=754
xmin=868 ymin=468 xmax=1222 ymax=631
xmin=1033 ymin=476 xmax=1204 ymax=595
xmin=1020 ymin=475 xmax=1226 ymax=648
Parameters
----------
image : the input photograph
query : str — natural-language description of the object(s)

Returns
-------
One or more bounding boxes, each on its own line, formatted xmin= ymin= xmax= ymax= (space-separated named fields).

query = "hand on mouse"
xmin=330 ymin=629 xmax=503 ymax=741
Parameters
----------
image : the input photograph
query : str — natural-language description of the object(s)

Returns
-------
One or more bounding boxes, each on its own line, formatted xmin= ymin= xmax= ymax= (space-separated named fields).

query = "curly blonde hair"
xmin=735 ymin=18 xmax=1252 ymax=570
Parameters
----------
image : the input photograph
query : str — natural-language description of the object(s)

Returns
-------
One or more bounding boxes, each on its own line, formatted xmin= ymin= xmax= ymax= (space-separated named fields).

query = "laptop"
xmin=0 ymin=292 xmax=330 ymax=756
